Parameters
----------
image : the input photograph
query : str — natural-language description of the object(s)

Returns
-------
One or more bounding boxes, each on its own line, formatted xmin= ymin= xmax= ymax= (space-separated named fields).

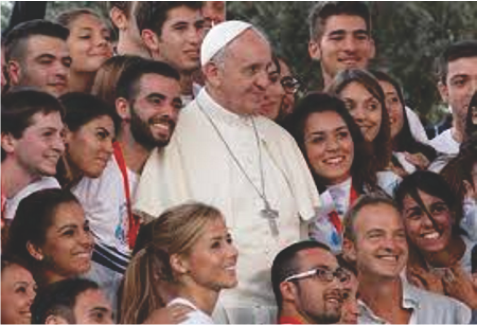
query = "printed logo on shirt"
xmin=115 ymin=202 xmax=128 ymax=247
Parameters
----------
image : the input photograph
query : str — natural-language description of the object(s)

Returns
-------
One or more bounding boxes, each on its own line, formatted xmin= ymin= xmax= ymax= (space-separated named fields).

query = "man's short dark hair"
xmin=436 ymin=40 xmax=477 ymax=84
xmin=343 ymin=195 xmax=399 ymax=243
xmin=309 ymin=1 xmax=371 ymax=41
xmin=4 ymin=19 xmax=69 ymax=63
xmin=2 ymin=88 xmax=65 ymax=139
xmin=31 ymin=278 xmax=100 ymax=324
xmin=116 ymin=57 xmax=180 ymax=102
xmin=271 ymin=240 xmax=331 ymax=311
xmin=135 ymin=2 xmax=203 ymax=37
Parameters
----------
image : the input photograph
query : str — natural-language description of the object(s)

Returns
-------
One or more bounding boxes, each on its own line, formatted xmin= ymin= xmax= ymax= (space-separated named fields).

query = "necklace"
xmin=197 ymin=100 xmax=279 ymax=237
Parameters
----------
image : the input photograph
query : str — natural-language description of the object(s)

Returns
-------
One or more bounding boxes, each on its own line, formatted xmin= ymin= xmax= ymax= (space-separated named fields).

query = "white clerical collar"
xmin=196 ymin=88 xmax=252 ymax=128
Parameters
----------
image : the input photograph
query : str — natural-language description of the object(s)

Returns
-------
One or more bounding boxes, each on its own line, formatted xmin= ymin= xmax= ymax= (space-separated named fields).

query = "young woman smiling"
xmin=56 ymin=9 xmax=113 ymax=93
xmin=57 ymin=93 xmax=119 ymax=189
xmin=120 ymin=202 xmax=238 ymax=324
xmin=327 ymin=69 xmax=392 ymax=172
xmin=286 ymin=92 xmax=390 ymax=252
xmin=371 ymin=70 xmax=437 ymax=176
xmin=396 ymin=171 xmax=476 ymax=310
xmin=1 ymin=256 xmax=37 ymax=324
xmin=6 ymin=189 xmax=94 ymax=287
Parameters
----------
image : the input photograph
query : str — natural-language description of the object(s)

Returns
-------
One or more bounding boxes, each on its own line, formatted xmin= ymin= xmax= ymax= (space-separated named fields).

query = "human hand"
xmin=443 ymin=265 xmax=477 ymax=310
xmin=404 ymin=152 xmax=430 ymax=170
xmin=388 ymin=162 xmax=409 ymax=178
xmin=407 ymin=267 xmax=444 ymax=294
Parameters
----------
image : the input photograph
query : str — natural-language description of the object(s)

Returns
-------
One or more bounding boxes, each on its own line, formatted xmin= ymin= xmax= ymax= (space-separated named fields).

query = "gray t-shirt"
xmin=359 ymin=280 xmax=471 ymax=324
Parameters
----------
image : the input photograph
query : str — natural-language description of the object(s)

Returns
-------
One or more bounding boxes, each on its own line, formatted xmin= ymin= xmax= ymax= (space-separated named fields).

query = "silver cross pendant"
xmin=261 ymin=201 xmax=279 ymax=237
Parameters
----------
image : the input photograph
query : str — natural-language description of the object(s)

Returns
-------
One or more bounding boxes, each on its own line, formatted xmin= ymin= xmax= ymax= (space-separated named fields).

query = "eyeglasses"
xmin=280 ymin=76 xmax=301 ymax=94
xmin=284 ymin=267 xmax=350 ymax=283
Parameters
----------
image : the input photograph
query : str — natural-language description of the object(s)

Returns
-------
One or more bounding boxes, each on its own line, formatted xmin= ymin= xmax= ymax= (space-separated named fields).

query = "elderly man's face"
xmin=214 ymin=29 xmax=272 ymax=115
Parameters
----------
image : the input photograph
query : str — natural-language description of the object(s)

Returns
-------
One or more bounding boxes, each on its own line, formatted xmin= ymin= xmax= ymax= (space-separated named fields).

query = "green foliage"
xmin=1 ymin=1 xmax=13 ymax=31
xmin=228 ymin=1 xmax=477 ymax=123
xmin=45 ymin=1 xmax=108 ymax=20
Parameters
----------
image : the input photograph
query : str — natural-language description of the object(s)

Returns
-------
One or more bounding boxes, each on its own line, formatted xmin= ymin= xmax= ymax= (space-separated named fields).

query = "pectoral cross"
xmin=261 ymin=201 xmax=279 ymax=237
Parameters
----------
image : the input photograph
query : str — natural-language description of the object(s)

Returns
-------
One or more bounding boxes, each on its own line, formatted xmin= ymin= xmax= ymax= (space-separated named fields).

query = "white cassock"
xmin=134 ymin=88 xmax=320 ymax=324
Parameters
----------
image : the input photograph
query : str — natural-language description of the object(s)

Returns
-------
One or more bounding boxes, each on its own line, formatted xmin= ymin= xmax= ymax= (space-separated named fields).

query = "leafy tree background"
xmin=227 ymin=1 xmax=477 ymax=124
xmin=1 ymin=1 xmax=476 ymax=124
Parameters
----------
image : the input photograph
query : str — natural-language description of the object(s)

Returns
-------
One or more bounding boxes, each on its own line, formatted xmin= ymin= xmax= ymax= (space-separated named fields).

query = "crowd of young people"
xmin=1 ymin=1 xmax=476 ymax=324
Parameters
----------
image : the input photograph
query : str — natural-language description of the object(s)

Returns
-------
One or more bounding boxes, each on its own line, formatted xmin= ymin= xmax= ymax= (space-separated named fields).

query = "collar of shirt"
xmin=278 ymin=315 xmax=306 ymax=324
xmin=327 ymin=177 xmax=352 ymax=215
xmin=358 ymin=280 xmax=419 ymax=324
xmin=197 ymin=88 xmax=255 ymax=129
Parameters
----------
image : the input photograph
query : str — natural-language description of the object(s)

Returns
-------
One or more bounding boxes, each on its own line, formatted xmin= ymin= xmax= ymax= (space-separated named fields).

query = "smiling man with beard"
xmin=70 ymin=58 xmax=182 ymax=316
xmin=342 ymin=196 xmax=471 ymax=324
xmin=271 ymin=241 xmax=347 ymax=324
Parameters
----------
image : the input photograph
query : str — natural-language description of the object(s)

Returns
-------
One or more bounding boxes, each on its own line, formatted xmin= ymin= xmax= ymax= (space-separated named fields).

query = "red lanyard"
xmin=113 ymin=142 xmax=140 ymax=250
xmin=328 ymin=185 xmax=358 ymax=234
xmin=278 ymin=316 xmax=305 ymax=324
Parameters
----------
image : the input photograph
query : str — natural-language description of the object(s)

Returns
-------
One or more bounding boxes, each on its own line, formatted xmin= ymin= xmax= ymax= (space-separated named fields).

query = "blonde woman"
xmin=120 ymin=202 xmax=238 ymax=324
xmin=56 ymin=8 xmax=113 ymax=93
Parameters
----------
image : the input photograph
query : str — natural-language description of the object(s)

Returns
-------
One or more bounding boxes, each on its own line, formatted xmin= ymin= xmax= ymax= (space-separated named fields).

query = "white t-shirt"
xmin=71 ymin=156 xmax=138 ymax=274
xmin=168 ymin=297 xmax=215 ymax=324
xmin=4 ymin=176 xmax=60 ymax=221
xmin=429 ymin=129 xmax=460 ymax=156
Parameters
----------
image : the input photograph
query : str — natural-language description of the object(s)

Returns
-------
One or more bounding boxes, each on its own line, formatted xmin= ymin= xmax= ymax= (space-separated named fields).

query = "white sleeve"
xmin=405 ymin=106 xmax=429 ymax=144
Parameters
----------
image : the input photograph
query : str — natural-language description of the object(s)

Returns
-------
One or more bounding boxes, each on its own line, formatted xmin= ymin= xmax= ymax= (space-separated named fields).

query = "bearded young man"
xmin=70 ymin=58 xmax=182 ymax=313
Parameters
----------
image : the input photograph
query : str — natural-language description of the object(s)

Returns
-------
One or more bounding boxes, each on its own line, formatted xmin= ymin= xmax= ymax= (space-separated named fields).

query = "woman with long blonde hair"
xmin=120 ymin=202 xmax=238 ymax=324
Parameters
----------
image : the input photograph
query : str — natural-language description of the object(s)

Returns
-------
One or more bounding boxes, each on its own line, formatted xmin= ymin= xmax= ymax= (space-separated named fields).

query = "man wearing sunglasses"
xmin=271 ymin=241 xmax=348 ymax=324
xmin=342 ymin=196 xmax=471 ymax=324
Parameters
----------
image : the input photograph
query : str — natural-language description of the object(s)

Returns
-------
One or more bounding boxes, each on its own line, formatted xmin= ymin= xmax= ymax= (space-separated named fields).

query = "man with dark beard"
xmin=271 ymin=241 xmax=347 ymax=324
xmin=69 ymin=58 xmax=182 ymax=314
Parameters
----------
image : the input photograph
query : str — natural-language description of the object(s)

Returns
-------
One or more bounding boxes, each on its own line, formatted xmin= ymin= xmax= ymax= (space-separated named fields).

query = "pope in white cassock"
xmin=133 ymin=21 xmax=320 ymax=324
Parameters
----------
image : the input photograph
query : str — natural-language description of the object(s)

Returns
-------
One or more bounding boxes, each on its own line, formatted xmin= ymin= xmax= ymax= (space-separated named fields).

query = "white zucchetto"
xmin=200 ymin=20 xmax=252 ymax=66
